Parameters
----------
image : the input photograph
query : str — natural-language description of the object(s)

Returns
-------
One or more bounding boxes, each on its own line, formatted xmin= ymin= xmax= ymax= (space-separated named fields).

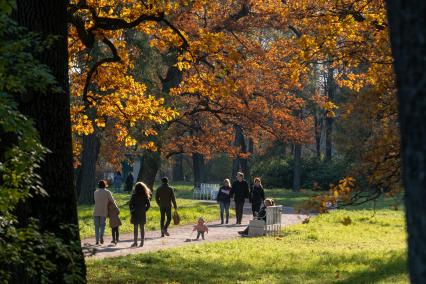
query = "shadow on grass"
xmin=88 ymin=246 xmax=407 ymax=283
xmin=336 ymin=253 xmax=407 ymax=283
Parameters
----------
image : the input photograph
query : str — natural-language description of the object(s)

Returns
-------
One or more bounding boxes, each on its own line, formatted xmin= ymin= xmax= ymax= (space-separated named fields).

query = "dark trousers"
xmin=252 ymin=203 xmax=262 ymax=217
xmin=112 ymin=226 xmax=119 ymax=242
xmin=133 ymin=223 xmax=145 ymax=244
xmin=160 ymin=206 xmax=172 ymax=231
xmin=235 ymin=201 xmax=245 ymax=224
xmin=196 ymin=231 xmax=205 ymax=240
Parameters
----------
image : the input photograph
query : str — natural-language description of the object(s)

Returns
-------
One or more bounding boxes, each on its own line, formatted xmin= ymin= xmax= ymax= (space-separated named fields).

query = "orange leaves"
xmin=303 ymin=177 xmax=356 ymax=213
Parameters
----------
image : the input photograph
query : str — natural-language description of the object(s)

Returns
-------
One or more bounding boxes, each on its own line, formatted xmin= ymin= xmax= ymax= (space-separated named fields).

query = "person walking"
xmin=113 ymin=171 xmax=123 ymax=192
xmin=93 ymin=180 xmax=117 ymax=245
xmin=129 ymin=182 xmax=151 ymax=247
xmin=216 ymin=178 xmax=232 ymax=224
xmin=230 ymin=172 xmax=250 ymax=224
xmin=192 ymin=217 xmax=209 ymax=240
xmin=250 ymin=177 xmax=265 ymax=217
xmin=108 ymin=200 xmax=122 ymax=244
xmin=125 ymin=172 xmax=134 ymax=193
xmin=155 ymin=177 xmax=177 ymax=237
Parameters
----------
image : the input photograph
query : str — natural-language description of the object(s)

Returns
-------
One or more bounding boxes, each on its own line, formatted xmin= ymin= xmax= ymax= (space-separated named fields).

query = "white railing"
xmin=193 ymin=183 xmax=220 ymax=200
xmin=265 ymin=206 xmax=282 ymax=236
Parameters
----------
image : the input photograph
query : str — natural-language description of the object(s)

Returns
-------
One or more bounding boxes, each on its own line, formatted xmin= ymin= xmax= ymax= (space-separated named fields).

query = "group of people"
xmin=216 ymin=172 xmax=266 ymax=224
xmin=216 ymin=172 xmax=276 ymax=236
xmin=110 ymin=171 xmax=135 ymax=193
xmin=92 ymin=177 xmax=178 ymax=247
xmin=92 ymin=171 xmax=274 ymax=247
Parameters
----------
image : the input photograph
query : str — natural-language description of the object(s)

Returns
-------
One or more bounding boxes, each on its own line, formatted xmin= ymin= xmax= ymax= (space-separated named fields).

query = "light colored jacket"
xmin=108 ymin=201 xmax=122 ymax=228
xmin=93 ymin=188 xmax=115 ymax=217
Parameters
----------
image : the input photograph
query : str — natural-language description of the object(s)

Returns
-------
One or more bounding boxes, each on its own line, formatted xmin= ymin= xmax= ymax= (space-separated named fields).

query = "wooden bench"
xmin=193 ymin=183 xmax=220 ymax=200
xmin=248 ymin=206 xmax=282 ymax=237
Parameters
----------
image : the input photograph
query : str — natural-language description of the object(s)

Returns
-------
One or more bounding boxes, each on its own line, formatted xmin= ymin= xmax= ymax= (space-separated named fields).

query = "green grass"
xmin=79 ymin=183 xmax=228 ymax=239
xmin=265 ymin=188 xmax=317 ymax=207
xmin=86 ymin=208 xmax=408 ymax=283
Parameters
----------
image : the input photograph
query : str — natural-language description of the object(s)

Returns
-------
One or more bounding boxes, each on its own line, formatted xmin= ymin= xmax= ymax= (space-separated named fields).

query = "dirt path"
xmin=82 ymin=204 xmax=308 ymax=260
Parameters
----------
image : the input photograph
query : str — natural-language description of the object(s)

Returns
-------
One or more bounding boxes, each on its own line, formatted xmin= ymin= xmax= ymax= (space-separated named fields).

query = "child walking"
xmin=193 ymin=217 xmax=209 ymax=240
xmin=107 ymin=200 xmax=122 ymax=244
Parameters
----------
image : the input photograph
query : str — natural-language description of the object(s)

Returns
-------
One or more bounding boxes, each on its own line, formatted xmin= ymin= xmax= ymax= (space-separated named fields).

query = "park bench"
xmin=193 ymin=183 xmax=220 ymax=200
xmin=248 ymin=206 xmax=282 ymax=237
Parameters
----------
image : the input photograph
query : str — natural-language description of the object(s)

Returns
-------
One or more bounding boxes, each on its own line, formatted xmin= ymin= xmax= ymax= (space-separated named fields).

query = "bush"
xmin=251 ymin=156 xmax=349 ymax=190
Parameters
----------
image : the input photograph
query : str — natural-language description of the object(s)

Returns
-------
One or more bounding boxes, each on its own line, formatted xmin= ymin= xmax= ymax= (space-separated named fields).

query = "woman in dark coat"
xmin=129 ymin=182 xmax=151 ymax=247
xmin=125 ymin=172 xmax=134 ymax=193
xmin=250 ymin=177 xmax=265 ymax=217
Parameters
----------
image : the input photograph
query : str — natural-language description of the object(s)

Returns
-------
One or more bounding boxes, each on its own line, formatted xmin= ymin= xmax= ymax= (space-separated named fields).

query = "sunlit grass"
xmin=86 ymin=208 xmax=408 ymax=283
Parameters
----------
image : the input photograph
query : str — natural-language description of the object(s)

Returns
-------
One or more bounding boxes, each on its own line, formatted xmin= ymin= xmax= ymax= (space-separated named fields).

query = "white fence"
xmin=193 ymin=183 xmax=220 ymax=200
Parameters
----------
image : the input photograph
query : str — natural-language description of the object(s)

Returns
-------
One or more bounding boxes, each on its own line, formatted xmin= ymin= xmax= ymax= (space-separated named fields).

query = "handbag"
xmin=173 ymin=209 xmax=180 ymax=225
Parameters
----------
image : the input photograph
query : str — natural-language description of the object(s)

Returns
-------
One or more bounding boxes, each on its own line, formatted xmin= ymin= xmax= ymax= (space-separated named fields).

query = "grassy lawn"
xmin=265 ymin=188 xmax=317 ymax=208
xmin=79 ymin=183 xmax=227 ymax=239
xmin=86 ymin=207 xmax=407 ymax=283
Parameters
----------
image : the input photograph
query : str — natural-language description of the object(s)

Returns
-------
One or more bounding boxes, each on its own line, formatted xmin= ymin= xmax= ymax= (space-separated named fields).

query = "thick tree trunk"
xmin=292 ymin=144 xmax=302 ymax=192
xmin=76 ymin=130 xmax=101 ymax=204
xmin=13 ymin=0 xmax=86 ymax=282
xmin=76 ymin=44 xmax=101 ymax=205
xmin=325 ymin=67 xmax=335 ymax=161
xmin=137 ymin=151 xmax=161 ymax=190
xmin=172 ymin=153 xmax=184 ymax=181
xmin=386 ymin=1 xmax=426 ymax=282
xmin=192 ymin=153 xmax=205 ymax=187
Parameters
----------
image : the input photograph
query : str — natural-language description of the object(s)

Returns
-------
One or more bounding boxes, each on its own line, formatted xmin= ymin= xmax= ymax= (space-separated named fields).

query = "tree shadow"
xmin=335 ymin=254 xmax=407 ymax=283
xmin=89 ymin=247 xmax=407 ymax=283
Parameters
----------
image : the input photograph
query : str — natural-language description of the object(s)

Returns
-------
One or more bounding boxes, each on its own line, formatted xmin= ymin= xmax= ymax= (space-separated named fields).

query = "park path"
xmin=81 ymin=203 xmax=308 ymax=260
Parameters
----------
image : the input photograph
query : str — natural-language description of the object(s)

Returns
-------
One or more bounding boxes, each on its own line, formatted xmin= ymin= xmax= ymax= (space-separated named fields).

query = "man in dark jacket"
xmin=230 ymin=172 xmax=250 ymax=224
xmin=155 ymin=177 xmax=177 ymax=237
xmin=125 ymin=172 xmax=134 ymax=193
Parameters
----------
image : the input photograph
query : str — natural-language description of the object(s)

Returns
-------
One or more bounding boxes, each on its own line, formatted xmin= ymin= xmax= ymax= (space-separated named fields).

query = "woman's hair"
xmin=98 ymin=180 xmax=107 ymax=188
xmin=134 ymin=182 xmax=152 ymax=199
xmin=223 ymin=178 xmax=231 ymax=187
xmin=264 ymin=198 xmax=275 ymax=207
xmin=254 ymin=177 xmax=262 ymax=187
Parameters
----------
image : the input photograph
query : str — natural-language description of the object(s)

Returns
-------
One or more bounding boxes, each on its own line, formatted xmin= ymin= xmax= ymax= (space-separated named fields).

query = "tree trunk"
xmin=172 ymin=153 xmax=184 ymax=181
xmin=76 ymin=44 xmax=101 ymax=204
xmin=325 ymin=67 xmax=335 ymax=161
xmin=386 ymin=1 xmax=426 ymax=282
xmin=13 ymin=0 xmax=86 ymax=282
xmin=314 ymin=110 xmax=322 ymax=160
xmin=76 ymin=130 xmax=101 ymax=204
xmin=231 ymin=125 xmax=250 ymax=181
xmin=137 ymin=151 xmax=161 ymax=190
xmin=192 ymin=153 xmax=205 ymax=187
xmin=292 ymin=144 xmax=302 ymax=192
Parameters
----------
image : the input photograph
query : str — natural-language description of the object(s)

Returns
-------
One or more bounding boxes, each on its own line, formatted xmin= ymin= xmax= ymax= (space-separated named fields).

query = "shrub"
xmin=251 ymin=156 xmax=349 ymax=190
